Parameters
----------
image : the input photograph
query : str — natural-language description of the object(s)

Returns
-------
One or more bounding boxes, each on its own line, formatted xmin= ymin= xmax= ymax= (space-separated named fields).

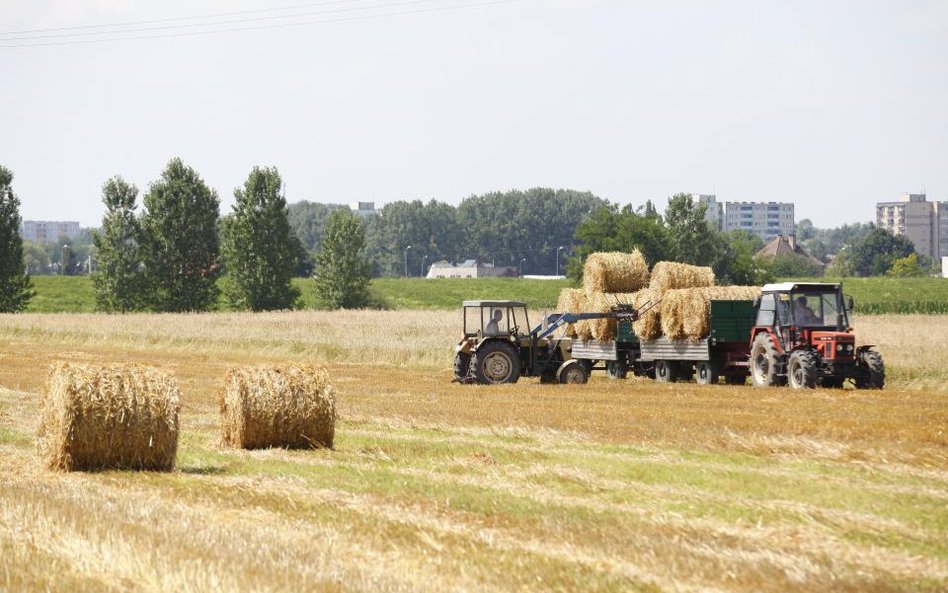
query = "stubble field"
xmin=0 ymin=310 xmax=946 ymax=593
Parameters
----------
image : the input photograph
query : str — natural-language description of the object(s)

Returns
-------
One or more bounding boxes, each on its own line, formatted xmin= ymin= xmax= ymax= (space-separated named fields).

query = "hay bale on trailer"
xmin=661 ymin=286 xmax=763 ymax=341
xmin=220 ymin=364 xmax=335 ymax=450
xmin=631 ymin=288 xmax=663 ymax=340
xmin=583 ymin=292 xmax=638 ymax=341
xmin=649 ymin=261 xmax=716 ymax=293
xmin=37 ymin=362 xmax=180 ymax=472
xmin=556 ymin=288 xmax=588 ymax=338
xmin=582 ymin=250 xmax=649 ymax=295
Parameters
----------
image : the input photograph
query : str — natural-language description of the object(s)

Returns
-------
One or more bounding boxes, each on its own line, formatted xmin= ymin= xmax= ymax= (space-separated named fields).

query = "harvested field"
xmin=0 ymin=310 xmax=946 ymax=593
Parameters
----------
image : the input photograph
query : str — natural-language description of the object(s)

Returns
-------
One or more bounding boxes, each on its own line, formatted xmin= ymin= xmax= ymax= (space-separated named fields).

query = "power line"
xmin=1 ymin=0 xmax=444 ymax=41
xmin=0 ymin=0 xmax=521 ymax=48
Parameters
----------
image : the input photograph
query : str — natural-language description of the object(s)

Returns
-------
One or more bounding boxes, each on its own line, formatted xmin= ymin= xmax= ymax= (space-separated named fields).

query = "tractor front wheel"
xmin=471 ymin=342 xmax=521 ymax=384
xmin=751 ymin=333 xmax=784 ymax=387
xmin=787 ymin=349 xmax=819 ymax=389
xmin=855 ymin=350 xmax=885 ymax=390
xmin=557 ymin=361 xmax=589 ymax=384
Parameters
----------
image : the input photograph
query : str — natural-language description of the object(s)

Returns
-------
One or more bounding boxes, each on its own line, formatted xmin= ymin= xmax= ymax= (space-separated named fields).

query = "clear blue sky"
xmin=2 ymin=0 xmax=946 ymax=228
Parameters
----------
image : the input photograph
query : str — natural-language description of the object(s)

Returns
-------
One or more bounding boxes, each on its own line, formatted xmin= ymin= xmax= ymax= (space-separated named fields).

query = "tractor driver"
xmin=793 ymin=296 xmax=819 ymax=326
xmin=485 ymin=309 xmax=504 ymax=335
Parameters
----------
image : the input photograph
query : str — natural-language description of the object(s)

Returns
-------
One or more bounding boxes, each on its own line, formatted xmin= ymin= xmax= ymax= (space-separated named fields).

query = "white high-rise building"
xmin=19 ymin=221 xmax=81 ymax=244
xmin=723 ymin=202 xmax=795 ymax=242
xmin=876 ymin=193 xmax=948 ymax=261
xmin=696 ymin=194 xmax=723 ymax=231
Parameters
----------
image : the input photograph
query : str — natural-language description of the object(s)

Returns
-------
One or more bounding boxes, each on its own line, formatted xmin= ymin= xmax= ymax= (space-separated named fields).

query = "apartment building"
xmin=723 ymin=201 xmax=795 ymax=242
xmin=19 ymin=220 xmax=81 ymax=244
xmin=876 ymin=193 xmax=948 ymax=260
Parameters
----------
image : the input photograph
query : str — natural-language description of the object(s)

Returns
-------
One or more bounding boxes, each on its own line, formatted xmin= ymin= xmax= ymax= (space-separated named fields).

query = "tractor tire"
xmin=695 ymin=361 xmax=719 ymax=385
xmin=606 ymin=359 xmax=628 ymax=380
xmin=654 ymin=360 xmax=677 ymax=383
xmin=855 ymin=350 xmax=885 ymax=390
xmin=453 ymin=352 xmax=471 ymax=382
xmin=557 ymin=360 xmax=589 ymax=384
xmin=750 ymin=333 xmax=785 ymax=387
xmin=470 ymin=341 xmax=520 ymax=385
xmin=787 ymin=349 xmax=819 ymax=389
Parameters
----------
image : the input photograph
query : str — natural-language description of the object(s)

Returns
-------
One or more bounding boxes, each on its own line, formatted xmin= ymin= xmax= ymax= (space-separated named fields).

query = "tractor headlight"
xmin=846 ymin=344 xmax=854 ymax=353
xmin=836 ymin=344 xmax=844 ymax=352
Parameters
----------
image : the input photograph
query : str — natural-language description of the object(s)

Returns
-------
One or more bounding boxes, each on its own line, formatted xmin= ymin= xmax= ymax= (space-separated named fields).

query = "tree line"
xmin=0 ymin=159 xmax=930 ymax=314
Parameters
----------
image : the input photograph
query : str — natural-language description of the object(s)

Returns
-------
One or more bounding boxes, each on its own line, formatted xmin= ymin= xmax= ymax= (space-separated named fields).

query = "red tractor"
xmin=749 ymin=282 xmax=884 ymax=389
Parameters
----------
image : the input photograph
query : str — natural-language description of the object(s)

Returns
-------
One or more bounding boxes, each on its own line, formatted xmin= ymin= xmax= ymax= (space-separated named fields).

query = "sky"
xmin=2 ymin=0 xmax=946 ymax=229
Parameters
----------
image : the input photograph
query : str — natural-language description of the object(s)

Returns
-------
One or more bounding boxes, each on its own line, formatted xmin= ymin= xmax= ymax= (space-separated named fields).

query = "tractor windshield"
xmin=463 ymin=305 xmax=530 ymax=337
xmin=790 ymin=291 xmax=847 ymax=329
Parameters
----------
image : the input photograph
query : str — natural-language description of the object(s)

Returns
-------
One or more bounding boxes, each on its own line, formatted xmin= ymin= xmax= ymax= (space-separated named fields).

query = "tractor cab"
xmin=751 ymin=282 xmax=883 ymax=389
xmin=462 ymin=300 xmax=530 ymax=339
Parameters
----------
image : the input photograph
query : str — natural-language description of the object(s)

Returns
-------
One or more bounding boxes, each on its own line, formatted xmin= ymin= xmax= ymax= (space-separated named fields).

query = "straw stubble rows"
xmin=0 ymin=310 xmax=946 ymax=593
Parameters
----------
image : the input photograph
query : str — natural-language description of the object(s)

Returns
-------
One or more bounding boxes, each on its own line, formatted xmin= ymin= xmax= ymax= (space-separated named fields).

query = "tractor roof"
xmin=462 ymin=300 xmax=527 ymax=307
xmin=761 ymin=282 xmax=841 ymax=293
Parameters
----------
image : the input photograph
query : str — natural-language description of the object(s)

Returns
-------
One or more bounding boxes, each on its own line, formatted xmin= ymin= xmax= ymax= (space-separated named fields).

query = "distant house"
xmin=426 ymin=259 xmax=518 ymax=279
xmin=755 ymin=235 xmax=825 ymax=271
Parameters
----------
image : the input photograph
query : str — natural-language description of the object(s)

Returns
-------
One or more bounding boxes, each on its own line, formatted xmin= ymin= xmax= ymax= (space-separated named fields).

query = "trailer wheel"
xmin=606 ymin=360 xmax=628 ymax=380
xmin=654 ymin=360 xmax=677 ymax=383
xmin=453 ymin=352 xmax=471 ymax=382
xmin=855 ymin=350 xmax=885 ymax=390
xmin=787 ymin=349 xmax=818 ymax=389
xmin=695 ymin=361 xmax=718 ymax=385
xmin=471 ymin=341 xmax=520 ymax=384
xmin=750 ymin=333 xmax=784 ymax=387
xmin=557 ymin=361 xmax=589 ymax=384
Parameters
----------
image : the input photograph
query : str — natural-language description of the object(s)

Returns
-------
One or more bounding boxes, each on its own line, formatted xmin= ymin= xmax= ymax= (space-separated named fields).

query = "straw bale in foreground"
xmin=220 ymin=364 xmax=335 ymax=449
xmin=649 ymin=261 xmax=716 ymax=293
xmin=37 ymin=362 xmax=180 ymax=472
xmin=661 ymin=286 xmax=763 ymax=341
xmin=582 ymin=251 xmax=649 ymax=295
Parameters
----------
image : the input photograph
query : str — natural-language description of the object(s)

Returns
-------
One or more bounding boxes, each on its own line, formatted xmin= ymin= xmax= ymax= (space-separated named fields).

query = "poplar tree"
xmin=221 ymin=167 xmax=300 ymax=310
xmin=92 ymin=176 xmax=144 ymax=312
xmin=313 ymin=210 xmax=371 ymax=309
xmin=0 ymin=166 xmax=34 ymax=312
xmin=140 ymin=158 xmax=220 ymax=312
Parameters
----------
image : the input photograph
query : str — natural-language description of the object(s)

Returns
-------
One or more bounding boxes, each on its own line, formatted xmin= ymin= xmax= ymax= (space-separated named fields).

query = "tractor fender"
xmin=470 ymin=336 xmax=517 ymax=354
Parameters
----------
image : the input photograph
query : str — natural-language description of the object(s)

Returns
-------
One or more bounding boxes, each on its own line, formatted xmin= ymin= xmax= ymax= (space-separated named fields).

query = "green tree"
xmin=569 ymin=204 xmax=671 ymax=278
xmin=22 ymin=240 xmax=49 ymax=274
xmin=140 ymin=158 xmax=221 ymax=312
xmin=664 ymin=193 xmax=723 ymax=267
xmin=887 ymin=253 xmax=926 ymax=277
xmin=313 ymin=210 xmax=371 ymax=309
xmin=221 ymin=167 xmax=301 ymax=311
xmin=724 ymin=230 xmax=772 ymax=285
xmin=846 ymin=226 xmax=916 ymax=276
xmin=0 ymin=166 xmax=34 ymax=311
xmin=761 ymin=254 xmax=825 ymax=278
xmin=92 ymin=176 xmax=144 ymax=312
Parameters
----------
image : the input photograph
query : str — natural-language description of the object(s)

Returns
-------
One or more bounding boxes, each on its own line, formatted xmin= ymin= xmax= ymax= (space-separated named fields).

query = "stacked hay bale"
xmin=555 ymin=288 xmax=588 ymax=338
xmin=37 ymin=362 xmax=181 ymax=472
xmin=581 ymin=251 xmax=650 ymax=295
xmin=220 ymin=364 xmax=335 ymax=449
xmin=649 ymin=261 xmax=716 ymax=293
xmin=660 ymin=286 xmax=762 ymax=340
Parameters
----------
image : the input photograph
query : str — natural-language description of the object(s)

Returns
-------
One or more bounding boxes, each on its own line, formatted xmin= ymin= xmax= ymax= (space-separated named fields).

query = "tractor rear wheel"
xmin=557 ymin=361 xmax=589 ymax=384
xmin=606 ymin=359 xmax=628 ymax=380
xmin=695 ymin=361 xmax=718 ymax=385
xmin=750 ymin=333 xmax=784 ymax=387
xmin=855 ymin=350 xmax=885 ymax=390
xmin=471 ymin=342 xmax=521 ymax=384
xmin=654 ymin=360 xmax=677 ymax=383
xmin=787 ymin=349 xmax=819 ymax=389
xmin=453 ymin=352 xmax=471 ymax=382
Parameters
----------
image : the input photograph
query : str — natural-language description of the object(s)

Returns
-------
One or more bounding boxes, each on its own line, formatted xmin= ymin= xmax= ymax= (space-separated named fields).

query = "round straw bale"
xmin=649 ymin=261 xmax=716 ymax=293
xmin=663 ymin=286 xmax=763 ymax=341
xmin=584 ymin=292 xmax=637 ymax=341
xmin=659 ymin=289 xmax=690 ymax=340
xmin=220 ymin=364 xmax=335 ymax=450
xmin=556 ymin=288 xmax=588 ymax=338
xmin=37 ymin=362 xmax=180 ymax=472
xmin=582 ymin=250 xmax=649 ymax=295
xmin=631 ymin=288 xmax=663 ymax=340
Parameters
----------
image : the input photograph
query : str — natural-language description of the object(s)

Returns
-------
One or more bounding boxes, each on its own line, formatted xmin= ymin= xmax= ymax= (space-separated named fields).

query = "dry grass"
xmin=582 ymin=250 xmax=649 ymax=295
xmin=220 ymin=364 xmax=335 ymax=450
xmin=36 ymin=362 xmax=180 ymax=472
xmin=648 ymin=261 xmax=715 ymax=293
xmin=0 ymin=310 xmax=946 ymax=593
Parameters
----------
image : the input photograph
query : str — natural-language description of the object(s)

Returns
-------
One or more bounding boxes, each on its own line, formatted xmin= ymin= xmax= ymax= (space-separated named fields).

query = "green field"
xmin=22 ymin=275 xmax=948 ymax=314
